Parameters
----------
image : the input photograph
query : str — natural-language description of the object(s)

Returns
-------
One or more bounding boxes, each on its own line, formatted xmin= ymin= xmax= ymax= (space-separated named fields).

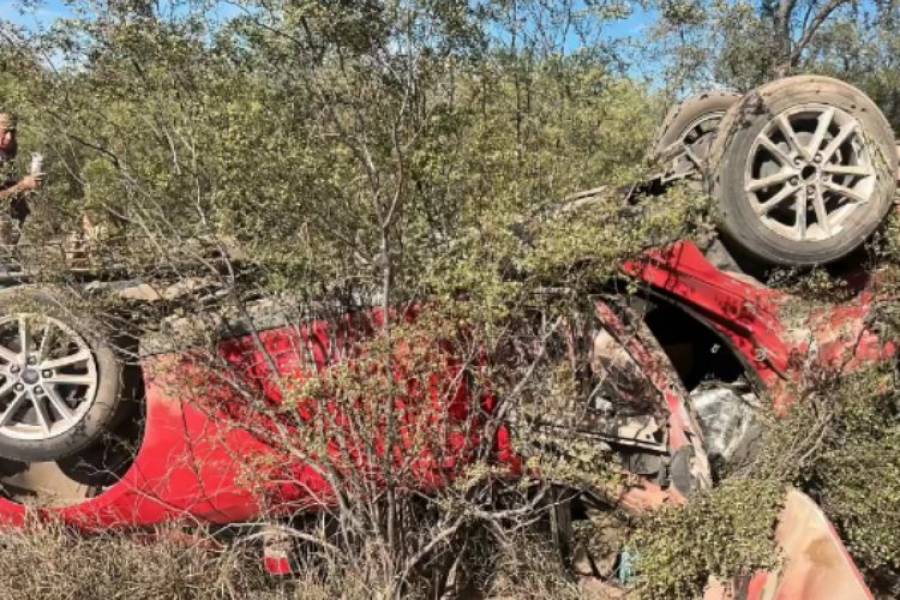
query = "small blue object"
xmin=617 ymin=548 xmax=637 ymax=585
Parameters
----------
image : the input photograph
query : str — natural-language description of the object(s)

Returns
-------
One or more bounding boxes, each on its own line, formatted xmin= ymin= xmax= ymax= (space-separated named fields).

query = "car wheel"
xmin=708 ymin=75 xmax=898 ymax=267
xmin=0 ymin=287 xmax=136 ymax=462
xmin=653 ymin=90 xmax=742 ymax=178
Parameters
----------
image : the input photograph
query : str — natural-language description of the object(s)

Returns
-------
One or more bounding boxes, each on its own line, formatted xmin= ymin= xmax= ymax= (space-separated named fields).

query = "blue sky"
xmin=3 ymin=1 xmax=654 ymax=36
xmin=1 ymin=0 xmax=661 ymax=89
xmin=1 ymin=0 xmax=249 ymax=28
xmin=2 ymin=0 xmax=659 ymax=78
xmin=0 ymin=0 xmax=73 ymax=28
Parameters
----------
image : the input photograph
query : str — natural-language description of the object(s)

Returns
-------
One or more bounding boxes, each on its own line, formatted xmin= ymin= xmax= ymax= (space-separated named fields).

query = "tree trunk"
xmin=771 ymin=0 xmax=796 ymax=77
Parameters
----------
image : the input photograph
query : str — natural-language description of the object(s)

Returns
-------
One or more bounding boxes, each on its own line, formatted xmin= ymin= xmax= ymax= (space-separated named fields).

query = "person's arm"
xmin=0 ymin=175 xmax=40 ymax=202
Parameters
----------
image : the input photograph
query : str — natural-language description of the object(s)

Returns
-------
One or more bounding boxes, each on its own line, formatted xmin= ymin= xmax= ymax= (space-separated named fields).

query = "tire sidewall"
xmin=711 ymin=76 xmax=897 ymax=266
xmin=653 ymin=91 xmax=742 ymax=159
xmin=0 ymin=286 xmax=125 ymax=462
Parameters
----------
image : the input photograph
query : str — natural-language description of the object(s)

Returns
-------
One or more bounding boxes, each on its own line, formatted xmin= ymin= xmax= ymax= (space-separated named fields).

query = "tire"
xmin=653 ymin=90 xmax=742 ymax=175
xmin=0 ymin=286 xmax=136 ymax=462
xmin=708 ymin=75 xmax=898 ymax=267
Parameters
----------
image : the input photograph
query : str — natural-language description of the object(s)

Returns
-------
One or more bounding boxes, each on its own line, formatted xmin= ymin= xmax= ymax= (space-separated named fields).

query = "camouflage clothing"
xmin=0 ymin=153 xmax=28 ymax=246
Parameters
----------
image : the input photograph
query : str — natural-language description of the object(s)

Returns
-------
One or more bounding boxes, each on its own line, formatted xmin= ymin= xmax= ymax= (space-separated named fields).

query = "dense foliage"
xmin=2 ymin=1 xmax=900 ymax=599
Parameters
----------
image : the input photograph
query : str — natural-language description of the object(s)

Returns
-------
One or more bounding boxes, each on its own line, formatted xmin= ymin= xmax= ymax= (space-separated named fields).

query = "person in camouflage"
xmin=0 ymin=112 xmax=41 ymax=246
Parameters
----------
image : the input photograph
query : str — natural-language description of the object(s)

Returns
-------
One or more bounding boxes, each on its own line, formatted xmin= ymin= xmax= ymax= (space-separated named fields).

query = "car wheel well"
xmin=641 ymin=298 xmax=749 ymax=392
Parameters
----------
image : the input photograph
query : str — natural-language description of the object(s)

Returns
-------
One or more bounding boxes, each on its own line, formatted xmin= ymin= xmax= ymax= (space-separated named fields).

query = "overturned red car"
xmin=0 ymin=75 xmax=895 ymax=598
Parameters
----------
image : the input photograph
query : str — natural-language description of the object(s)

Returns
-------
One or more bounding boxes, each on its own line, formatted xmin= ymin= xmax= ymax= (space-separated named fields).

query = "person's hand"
xmin=18 ymin=174 xmax=43 ymax=192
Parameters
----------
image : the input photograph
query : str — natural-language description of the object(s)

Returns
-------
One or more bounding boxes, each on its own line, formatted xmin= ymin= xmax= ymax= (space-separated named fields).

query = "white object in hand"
xmin=30 ymin=153 xmax=44 ymax=176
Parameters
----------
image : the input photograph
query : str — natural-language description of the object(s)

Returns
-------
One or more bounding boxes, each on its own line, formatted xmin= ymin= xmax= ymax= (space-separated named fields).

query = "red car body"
xmin=0 ymin=240 xmax=886 ymax=596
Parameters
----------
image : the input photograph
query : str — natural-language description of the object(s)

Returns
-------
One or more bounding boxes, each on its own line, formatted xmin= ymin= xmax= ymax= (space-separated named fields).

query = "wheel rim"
xmin=681 ymin=111 xmax=727 ymax=161
xmin=0 ymin=314 xmax=98 ymax=441
xmin=744 ymin=104 xmax=876 ymax=242
xmin=673 ymin=111 xmax=726 ymax=172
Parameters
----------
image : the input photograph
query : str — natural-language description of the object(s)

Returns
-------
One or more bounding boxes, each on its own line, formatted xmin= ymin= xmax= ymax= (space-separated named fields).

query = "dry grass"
xmin=0 ymin=522 xmax=288 ymax=600
xmin=0 ymin=519 xmax=593 ymax=600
